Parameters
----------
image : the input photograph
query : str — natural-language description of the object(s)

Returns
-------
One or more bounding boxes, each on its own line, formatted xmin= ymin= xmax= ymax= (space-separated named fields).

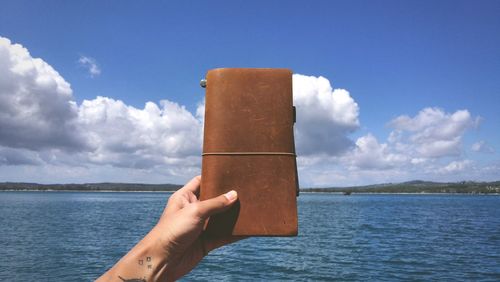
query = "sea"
xmin=0 ymin=192 xmax=499 ymax=281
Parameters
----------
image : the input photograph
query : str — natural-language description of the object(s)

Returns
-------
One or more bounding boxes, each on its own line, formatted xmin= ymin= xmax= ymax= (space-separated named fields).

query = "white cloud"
xmin=0 ymin=36 xmax=497 ymax=186
xmin=191 ymin=74 xmax=361 ymax=157
xmin=389 ymin=108 xmax=478 ymax=158
xmin=292 ymin=74 xmax=359 ymax=155
xmin=297 ymin=108 xmax=484 ymax=186
xmin=0 ymin=37 xmax=87 ymax=152
xmin=347 ymin=134 xmax=407 ymax=170
xmin=439 ymin=160 xmax=473 ymax=174
xmin=346 ymin=108 xmax=479 ymax=172
xmin=471 ymin=141 xmax=495 ymax=154
xmin=0 ymin=37 xmax=203 ymax=183
xmin=78 ymin=96 xmax=203 ymax=168
xmin=78 ymin=55 xmax=101 ymax=77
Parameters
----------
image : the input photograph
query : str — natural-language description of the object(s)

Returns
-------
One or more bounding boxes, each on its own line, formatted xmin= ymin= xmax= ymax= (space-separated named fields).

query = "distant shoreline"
xmin=0 ymin=182 xmax=181 ymax=193
xmin=0 ymin=189 xmax=175 ymax=193
xmin=1 ymin=190 xmax=499 ymax=195
xmin=300 ymin=191 xmax=500 ymax=195
xmin=1 ymin=180 xmax=499 ymax=194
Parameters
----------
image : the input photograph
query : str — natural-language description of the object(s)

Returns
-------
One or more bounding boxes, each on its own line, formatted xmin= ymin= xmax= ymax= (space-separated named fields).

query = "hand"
xmin=97 ymin=175 xmax=244 ymax=282
xmin=156 ymin=175 xmax=244 ymax=281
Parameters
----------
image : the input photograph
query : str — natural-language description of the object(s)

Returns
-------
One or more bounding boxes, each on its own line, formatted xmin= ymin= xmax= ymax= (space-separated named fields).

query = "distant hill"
xmin=1 ymin=180 xmax=499 ymax=194
xmin=0 ymin=182 xmax=181 ymax=192
xmin=303 ymin=180 xmax=500 ymax=194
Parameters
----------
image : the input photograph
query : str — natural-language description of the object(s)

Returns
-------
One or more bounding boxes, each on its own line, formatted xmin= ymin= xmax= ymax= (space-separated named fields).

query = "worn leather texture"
xmin=200 ymin=68 xmax=298 ymax=236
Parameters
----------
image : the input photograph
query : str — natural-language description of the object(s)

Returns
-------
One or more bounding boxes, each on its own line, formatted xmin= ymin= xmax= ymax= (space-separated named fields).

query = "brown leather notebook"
xmin=199 ymin=68 xmax=299 ymax=237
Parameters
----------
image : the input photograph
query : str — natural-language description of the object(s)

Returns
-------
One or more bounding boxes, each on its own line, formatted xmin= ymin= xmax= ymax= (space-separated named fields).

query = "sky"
xmin=0 ymin=0 xmax=499 ymax=186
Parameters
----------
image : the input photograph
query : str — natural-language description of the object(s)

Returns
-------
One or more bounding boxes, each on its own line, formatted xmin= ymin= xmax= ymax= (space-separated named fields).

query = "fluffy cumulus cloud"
xmin=305 ymin=107 xmax=490 ymax=186
xmin=347 ymin=134 xmax=407 ymax=170
xmin=0 ymin=37 xmax=203 ymax=182
xmin=292 ymin=74 xmax=359 ymax=155
xmin=78 ymin=55 xmax=101 ymax=77
xmin=343 ymin=108 xmax=479 ymax=170
xmin=298 ymin=106 xmax=491 ymax=186
xmin=0 ymin=37 xmax=362 ymax=184
xmin=389 ymin=107 xmax=479 ymax=158
xmin=78 ymin=97 xmax=203 ymax=168
xmin=0 ymin=37 xmax=87 ymax=151
xmin=0 ymin=36 xmax=498 ymax=185
xmin=439 ymin=160 xmax=473 ymax=174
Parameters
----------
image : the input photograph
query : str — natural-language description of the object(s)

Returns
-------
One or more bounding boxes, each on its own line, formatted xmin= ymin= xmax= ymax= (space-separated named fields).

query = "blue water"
xmin=1 ymin=192 xmax=499 ymax=281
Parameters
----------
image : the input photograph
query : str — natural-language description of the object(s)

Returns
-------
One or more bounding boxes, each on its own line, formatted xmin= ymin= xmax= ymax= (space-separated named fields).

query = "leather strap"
xmin=202 ymin=152 xmax=296 ymax=156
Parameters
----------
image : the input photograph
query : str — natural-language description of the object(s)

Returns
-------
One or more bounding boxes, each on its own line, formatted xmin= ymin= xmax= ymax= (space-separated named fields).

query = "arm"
xmin=97 ymin=176 xmax=242 ymax=282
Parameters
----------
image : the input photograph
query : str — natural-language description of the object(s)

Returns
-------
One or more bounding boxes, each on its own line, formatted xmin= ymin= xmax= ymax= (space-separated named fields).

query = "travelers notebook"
xmin=199 ymin=68 xmax=299 ymax=236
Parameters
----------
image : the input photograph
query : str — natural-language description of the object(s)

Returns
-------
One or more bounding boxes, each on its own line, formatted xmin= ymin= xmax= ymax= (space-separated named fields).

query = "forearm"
xmin=96 ymin=228 xmax=170 ymax=282
xmin=96 ymin=176 xmax=240 ymax=282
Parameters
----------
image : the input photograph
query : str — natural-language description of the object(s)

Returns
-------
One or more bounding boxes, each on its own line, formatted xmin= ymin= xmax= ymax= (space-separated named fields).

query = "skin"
xmin=97 ymin=175 xmax=244 ymax=282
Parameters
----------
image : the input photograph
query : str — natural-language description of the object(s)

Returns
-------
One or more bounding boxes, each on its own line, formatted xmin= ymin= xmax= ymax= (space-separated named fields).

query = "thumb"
xmin=196 ymin=190 xmax=238 ymax=219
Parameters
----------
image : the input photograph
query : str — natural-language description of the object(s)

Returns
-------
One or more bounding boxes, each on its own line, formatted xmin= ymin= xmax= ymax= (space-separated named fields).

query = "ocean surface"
xmin=0 ymin=192 xmax=499 ymax=281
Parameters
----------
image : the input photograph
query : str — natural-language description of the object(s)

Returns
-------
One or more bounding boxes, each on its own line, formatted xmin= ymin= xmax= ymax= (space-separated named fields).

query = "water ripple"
xmin=1 ymin=192 xmax=499 ymax=281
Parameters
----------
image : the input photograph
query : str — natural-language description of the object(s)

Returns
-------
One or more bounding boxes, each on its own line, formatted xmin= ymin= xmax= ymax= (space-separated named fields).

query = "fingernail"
xmin=224 ymin=190 xmax=237 ymax=201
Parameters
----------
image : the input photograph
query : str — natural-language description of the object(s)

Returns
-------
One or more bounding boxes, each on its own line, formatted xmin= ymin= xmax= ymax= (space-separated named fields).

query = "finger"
xmin=163 ymin=176 xmax=201 ymax=216
xmin=196 ymin=190 xmax=238 ymax=219
xmin=188 ymin=191 xmax=198 ymax=203
xmin=178 ymin=175 xmax=201 ymax=194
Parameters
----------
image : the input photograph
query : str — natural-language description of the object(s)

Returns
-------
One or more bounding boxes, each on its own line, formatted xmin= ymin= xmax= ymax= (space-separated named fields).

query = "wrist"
xmin=104 ymin=229 xmax=170 ymax=282
xmin=139 ymin=227 xmax=172 ymax=279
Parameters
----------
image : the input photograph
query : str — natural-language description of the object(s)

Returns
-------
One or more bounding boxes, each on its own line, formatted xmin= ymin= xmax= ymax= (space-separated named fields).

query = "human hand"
xmin=97 ymin=175 xmax=244 ymax=282
xmin=155 ymin=175 xmax=244 ymax=281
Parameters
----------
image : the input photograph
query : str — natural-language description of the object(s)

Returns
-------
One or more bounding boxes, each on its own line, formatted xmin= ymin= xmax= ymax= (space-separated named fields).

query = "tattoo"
xmin=118 ymin=276 xmax=146 ymax=282
xmin=118 ymin=256 xmax=154 ymax=281
xmin=136 ymin=256 xmax=153 ymax=269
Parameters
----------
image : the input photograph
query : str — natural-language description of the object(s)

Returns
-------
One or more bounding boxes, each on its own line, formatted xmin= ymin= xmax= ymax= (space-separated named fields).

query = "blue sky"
xmin=0 ymin=1 xmax=499 ymax=186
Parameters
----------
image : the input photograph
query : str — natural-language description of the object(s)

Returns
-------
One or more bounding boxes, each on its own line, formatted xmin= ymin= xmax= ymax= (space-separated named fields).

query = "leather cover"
xmin=200 ymin=68 xmax=298 ymax=236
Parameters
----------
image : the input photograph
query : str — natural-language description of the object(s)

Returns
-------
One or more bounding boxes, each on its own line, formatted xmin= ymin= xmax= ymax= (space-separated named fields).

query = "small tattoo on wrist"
xmin=135 ymin=256 xmax=154 ymax=272
xmin=118 ymin=275 xmax=146 ymax=282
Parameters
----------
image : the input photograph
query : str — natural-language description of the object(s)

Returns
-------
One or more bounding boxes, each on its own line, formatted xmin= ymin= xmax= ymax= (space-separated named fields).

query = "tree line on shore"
xmin=304 ymin=180 xmax=500 ymax=194
xmin=0 ymin=182 xmax=181 ymax=192
xmin=1 ymin=180 xmax=499 ymax=194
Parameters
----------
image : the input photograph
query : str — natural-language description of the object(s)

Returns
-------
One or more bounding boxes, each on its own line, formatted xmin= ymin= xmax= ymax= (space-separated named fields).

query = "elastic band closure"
xmin=202 ymin=152 xmax=296 ymax=156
